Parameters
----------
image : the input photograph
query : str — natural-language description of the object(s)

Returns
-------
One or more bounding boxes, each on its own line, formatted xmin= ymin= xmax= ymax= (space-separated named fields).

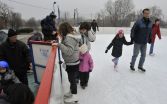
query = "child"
xmin=0 ymin=61 xmax=20 ymax=95
xmin=149 ymin=19 xmax=161 ymax=56
xmin=52 ymin=22 xmax=80 ymax=103
xmin=105 ymin=30 xmax=133 ymax=71
xmin=79 ymin=45 xmax=94 ymax=89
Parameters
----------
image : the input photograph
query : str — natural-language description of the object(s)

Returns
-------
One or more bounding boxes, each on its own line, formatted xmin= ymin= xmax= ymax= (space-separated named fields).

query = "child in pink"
xmin=79 ymin=52 xmax=94 ymax=89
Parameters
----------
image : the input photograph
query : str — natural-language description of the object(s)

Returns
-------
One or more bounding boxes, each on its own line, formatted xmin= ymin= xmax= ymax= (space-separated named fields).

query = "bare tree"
xmin=0 ymin=1 xmax=11 ymax=28
xmin=105 ymin=0 xmax=114 ymax=25
xmin=150 ymin=6 xmax=163 ymax=20
xmin=25 ymin=17 xmax=38 ymax=29
xmin=9 ymin=12 xmax=23 ymax=29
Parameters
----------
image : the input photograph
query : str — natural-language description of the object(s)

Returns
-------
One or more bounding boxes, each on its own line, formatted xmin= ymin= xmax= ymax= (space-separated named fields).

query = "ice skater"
xmin=79 ymin=43 xmax=94 ymax=89
xmin=52 ymin=22 xmax=80 ymax=103
xmin=105 ymin=29 xmax=133 ymax=71
xmin=149 ymin=19 xmax=162 ymax=56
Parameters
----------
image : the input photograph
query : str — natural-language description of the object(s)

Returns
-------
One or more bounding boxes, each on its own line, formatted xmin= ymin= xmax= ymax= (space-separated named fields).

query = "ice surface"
xmin=49 ymin=34 xmax=167 ymax=104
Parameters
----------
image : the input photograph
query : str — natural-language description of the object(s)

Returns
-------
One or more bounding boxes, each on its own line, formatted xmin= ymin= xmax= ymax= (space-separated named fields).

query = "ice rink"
xmin=49 ymin=34 xmax=167 ymax=104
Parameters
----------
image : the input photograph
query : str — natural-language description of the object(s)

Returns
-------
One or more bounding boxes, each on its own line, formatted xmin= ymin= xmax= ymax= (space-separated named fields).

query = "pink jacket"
xmin=79 ymin=52 xmax=94 ymax=72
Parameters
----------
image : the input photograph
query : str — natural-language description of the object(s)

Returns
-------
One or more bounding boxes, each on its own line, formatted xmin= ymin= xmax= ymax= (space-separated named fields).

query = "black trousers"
xmin=14 ymin=69 xmax=28 ymax=85
xmin=79 ymin=72 xmax=90 ymax=86
xmin=66 ymin=64 xmax=79 ymax=94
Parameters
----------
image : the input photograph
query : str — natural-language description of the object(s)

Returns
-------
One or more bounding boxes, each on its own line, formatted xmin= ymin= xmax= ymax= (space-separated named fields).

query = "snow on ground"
xmin=50 ymin=34 xmax=167 ymax=104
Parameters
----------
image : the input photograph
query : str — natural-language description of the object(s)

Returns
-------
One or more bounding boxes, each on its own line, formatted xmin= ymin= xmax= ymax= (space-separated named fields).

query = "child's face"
xmin=156 ymin=21 xmax=160 ymax=25
xmin=119 ymin=33 xmax=124 ymax=38
xmin=0 ymin=67 xmax=6 ymax=73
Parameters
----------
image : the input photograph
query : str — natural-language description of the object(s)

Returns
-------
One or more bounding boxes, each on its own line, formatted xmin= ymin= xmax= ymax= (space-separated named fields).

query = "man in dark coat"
xmin=91 ymin=19 xmax=99 ymax=33
xmin=130 ymin=8 xmax=152 ymax=72
xmin=41 ymin=12 xmax=57 ymax=41
xmin=0 ymin=29 xmax=31 ymax=85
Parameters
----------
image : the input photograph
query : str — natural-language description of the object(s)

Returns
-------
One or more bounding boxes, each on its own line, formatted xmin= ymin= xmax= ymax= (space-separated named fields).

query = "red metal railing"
xmin=34 ymin=45 xmax=57 ymax=104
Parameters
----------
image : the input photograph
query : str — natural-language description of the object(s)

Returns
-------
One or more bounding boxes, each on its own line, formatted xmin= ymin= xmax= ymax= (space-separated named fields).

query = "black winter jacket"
xmin=0 ymin=40 xmax=31 ymax=73
xmin=106 ymin=36 xmax=132 ymax=58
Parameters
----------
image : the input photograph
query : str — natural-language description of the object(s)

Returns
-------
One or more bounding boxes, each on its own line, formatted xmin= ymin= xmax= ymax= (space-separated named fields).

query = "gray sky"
xmin=1 ymin=0 xmax=167 ymax=20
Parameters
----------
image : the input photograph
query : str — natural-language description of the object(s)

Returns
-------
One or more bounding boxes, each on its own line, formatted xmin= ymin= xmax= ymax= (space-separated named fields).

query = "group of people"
xmin=105 ymin=8 xmax=161 ymax=72
xmin=0 ymin=7 xmax=162 ymax=104
xmin=52 ymin=21 xmax=96 ymax=103
xmin=0 ymin=29 xmax=34 ymax=104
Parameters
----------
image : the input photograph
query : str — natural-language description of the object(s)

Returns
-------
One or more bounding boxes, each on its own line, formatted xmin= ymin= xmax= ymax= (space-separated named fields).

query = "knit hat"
xmin=117 ymin=29 xmax=124 ymax=35
xmin=8 ymin=29 xmax=17 ymax=37
xmin=0 ymin=61 xmax=9 ymax=69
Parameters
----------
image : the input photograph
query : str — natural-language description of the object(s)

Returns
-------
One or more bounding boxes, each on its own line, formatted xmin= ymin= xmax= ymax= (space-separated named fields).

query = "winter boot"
xmin=138 ymin=67 xmax=146 ymax=72
xmin=130 ymin=66 xmax=135 ymax=71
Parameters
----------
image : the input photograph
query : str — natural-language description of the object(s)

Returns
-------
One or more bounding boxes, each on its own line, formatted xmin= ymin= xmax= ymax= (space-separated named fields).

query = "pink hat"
xmin=117 ymin=29 xmax=124 ymax=35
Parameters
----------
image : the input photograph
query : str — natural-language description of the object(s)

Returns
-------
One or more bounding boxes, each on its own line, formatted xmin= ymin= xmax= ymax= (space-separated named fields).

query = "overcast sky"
xmin=1 ymin=0 xmax=167 ymax=20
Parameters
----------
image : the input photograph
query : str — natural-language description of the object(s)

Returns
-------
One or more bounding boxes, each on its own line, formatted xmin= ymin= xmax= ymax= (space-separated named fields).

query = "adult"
xmin=91 ymin=19 xmax=99 ymax=33
xmin=149 ymin=19 xmax=161 ymax=56
xmin=41 ymin=12 xmax=57 ymax=41
xmin=130 ymin=8 xmax=152 ymax=72
xmin=0 ymin=29 xmax=31 ymax=85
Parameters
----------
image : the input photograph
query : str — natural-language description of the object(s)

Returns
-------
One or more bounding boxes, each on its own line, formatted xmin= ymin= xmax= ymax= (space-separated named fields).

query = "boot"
xmin=138 ymin=67 xmax=146 ymax=72
xmin=130 ymin=66 xmax=135 ymax=71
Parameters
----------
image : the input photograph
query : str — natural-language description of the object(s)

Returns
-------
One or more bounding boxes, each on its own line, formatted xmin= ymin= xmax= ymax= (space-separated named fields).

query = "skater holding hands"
xmin=105 ymin=29 xmax=133 ymax=71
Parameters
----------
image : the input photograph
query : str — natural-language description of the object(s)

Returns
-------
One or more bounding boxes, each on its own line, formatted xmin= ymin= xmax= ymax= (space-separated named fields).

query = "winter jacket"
xmin=91 ymin=22 xmax=98 ymax=30
xmin=106 ymin=36 xmax=133 ymax=58
xmin=41 ymin=16 xmax=57 ymax=36
xmin=0 ymin=70 xmax=20 ymax=93
xmin=0 ymin=96 xmax=10 ymax=104
xmin=0 ymin=40 xmax=31 ymax=74
xmin=58 ymin=34 xmax=80 ymax=65
xmin=80 ymin=31 xmax=96 ymax=51
xmin=151 ymin=24 xmax=161 ymax=43
xmin=79 ymin=52 xmax=94 ymax=73
xmin=131 ymin=18 xmax=152 ymax=44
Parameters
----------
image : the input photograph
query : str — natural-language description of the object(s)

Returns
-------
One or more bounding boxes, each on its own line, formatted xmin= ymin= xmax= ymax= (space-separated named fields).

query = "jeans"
xmin=149 ymin=43 xmax=154 ymax=54
xmin=112 ymin=57 xmax=119 ymax=65
xmin=130 ymin=43 xmax=147 ymax=68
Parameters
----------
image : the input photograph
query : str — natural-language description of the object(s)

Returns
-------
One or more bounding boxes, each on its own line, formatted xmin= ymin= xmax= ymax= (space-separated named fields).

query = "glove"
xmin=105 ymin=50 xmax=108 ymax=53
xmin=130 ymin=38 xmax=134 ymax=44
xmin=148 ymin=38 xmax=152 ymax=44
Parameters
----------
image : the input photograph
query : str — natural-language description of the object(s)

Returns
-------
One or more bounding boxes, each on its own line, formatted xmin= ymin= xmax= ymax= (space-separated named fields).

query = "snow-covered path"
xmin=50 ymin=34 xmax=167 ymax=104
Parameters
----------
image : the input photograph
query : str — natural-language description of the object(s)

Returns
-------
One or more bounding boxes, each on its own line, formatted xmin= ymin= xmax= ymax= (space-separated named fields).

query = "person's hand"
xmin=51 ymin=40 xmax=58 ymax=46
xmin=29 ymin=63 xmax=32 ymax=70
xmin=52 ymin=31 xmax=57 ymax=35
xmin=105 ymin=50 xmax=108 ymax=53
xmin=130 ymin=38 xmax=134 ymax=44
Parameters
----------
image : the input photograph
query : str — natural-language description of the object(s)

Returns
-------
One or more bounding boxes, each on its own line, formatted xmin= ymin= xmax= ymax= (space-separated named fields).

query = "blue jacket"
xmin=131 ymin=18 xmax=152 ymax=44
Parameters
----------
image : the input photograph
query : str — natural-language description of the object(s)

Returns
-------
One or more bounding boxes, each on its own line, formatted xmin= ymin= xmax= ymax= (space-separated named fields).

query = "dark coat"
xmin=107 ymin=36 xmax=132 ymax=58
xmin=41 ymin=16 xmax=57 ymax=40
xmin=91 ymin=22 xmax=98 ymax=30
xmin=0 ymin=39 xmax=31 ymax=74
xmin=131 ymin=18 xmax=152 ymax=44
xmin=151 ymin=24 xmax=161 ymax=43
xmin=0 ymin=96 xmax=10 ymax=104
